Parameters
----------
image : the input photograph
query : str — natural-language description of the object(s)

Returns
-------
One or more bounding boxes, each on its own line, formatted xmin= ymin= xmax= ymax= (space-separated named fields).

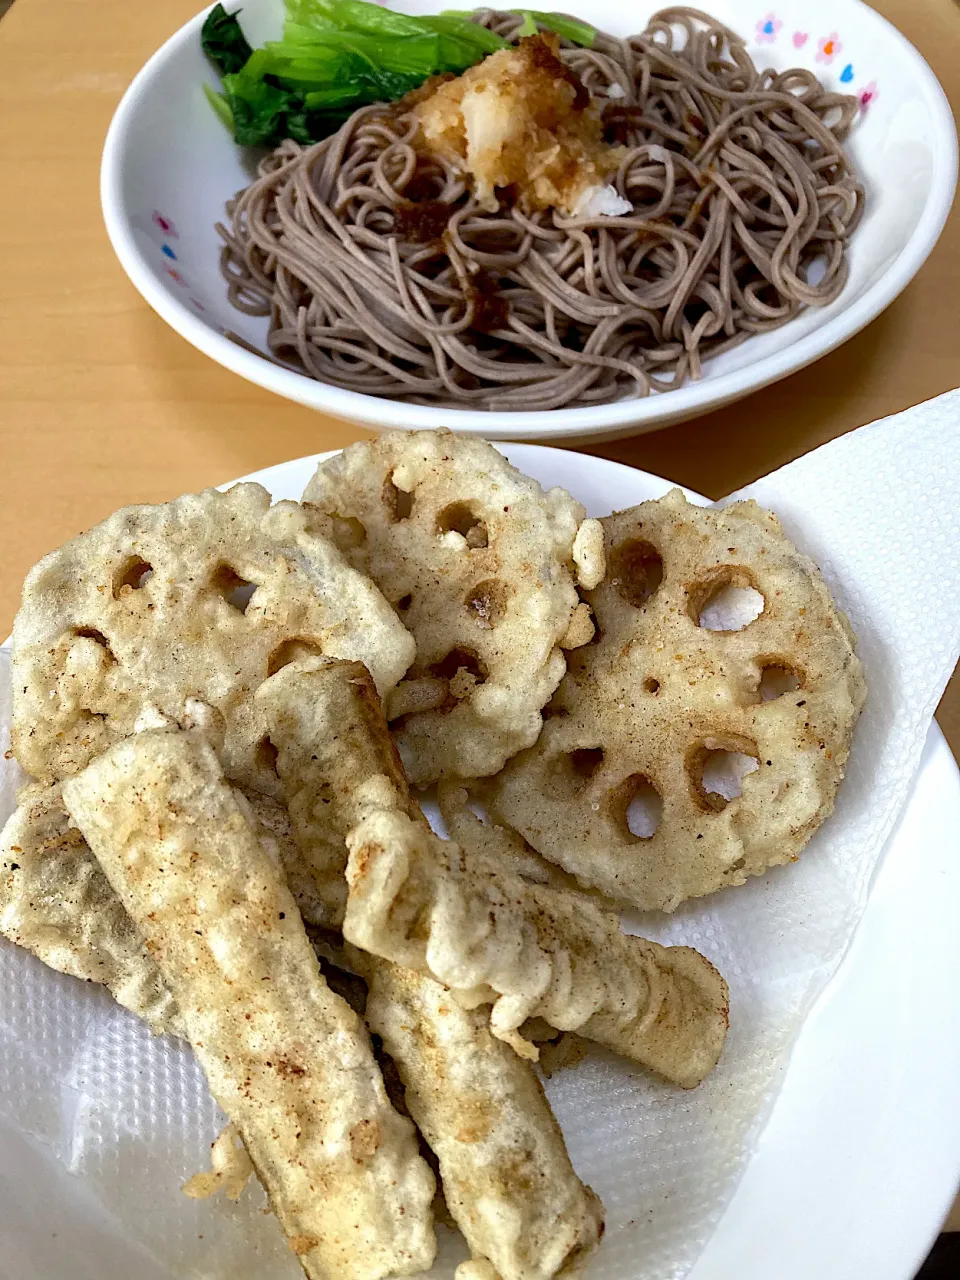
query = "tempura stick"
xmin=361 ymin=959 xmax=604 ymax=1280
xmin=63 ymin=730 xmax=436 ymax=1280
xmin=0 ymin=780 xmax=323 ymax=1040
xmin=0 ymin=779 xmax=183 ymax=1037
xmin=257 ymin=658 xmax=605 ymax=1278
xmin=255 ymin=657 xmax=416 ymax=928
xmin=342 ymin=807 xmax=729 ymax=1089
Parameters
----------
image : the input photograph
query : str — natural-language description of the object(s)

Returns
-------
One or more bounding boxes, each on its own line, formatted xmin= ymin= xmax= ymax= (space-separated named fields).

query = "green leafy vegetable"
xmin=202 ymin=1 xmax=512 ymax=147
xmin=202 ymin=81 xmax=236 ymax=131
xmin=201 ymin=4 xmax=254 ymax=75
xmin=509 ymin=10 xmax=596 ymax=46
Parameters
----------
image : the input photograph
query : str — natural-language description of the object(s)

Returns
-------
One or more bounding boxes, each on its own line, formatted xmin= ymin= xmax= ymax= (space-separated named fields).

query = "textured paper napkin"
xmin=2 ymin=389 xmax=959 ymax=1279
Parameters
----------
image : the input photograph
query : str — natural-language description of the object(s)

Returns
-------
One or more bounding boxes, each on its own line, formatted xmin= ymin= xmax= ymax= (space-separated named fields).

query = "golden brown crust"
xmin=255 ymin=657 xmax=417 ymax=926
xmin=0 ymin=776 xmax=324 ymax=1038
xmin=0 ymin=778 xmax=183 ymax=1036
xmin=490 ymin=489 xmax=866 ymax=910
xmin=343 ymin=806 xmax=729 ymax=1088
xmin=302 ymin=431 xmax=596 ymax=784
xmin=257 ymin=657 xmax=606 ymax=1275
xmin=10 ymin=483 xmax=414 ymax=795
xmin=364 ymin=961 xmax=605 ymax=1280
xmin=63 ymin=731 xmax=437 ymax=1280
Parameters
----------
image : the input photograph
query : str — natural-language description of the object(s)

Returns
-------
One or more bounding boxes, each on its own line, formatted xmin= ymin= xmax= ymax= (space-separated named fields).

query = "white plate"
xmin=2 ymin=448 xmax=960 ymax=1280
xmin=100 ymin=0 xmax=958 ymax=442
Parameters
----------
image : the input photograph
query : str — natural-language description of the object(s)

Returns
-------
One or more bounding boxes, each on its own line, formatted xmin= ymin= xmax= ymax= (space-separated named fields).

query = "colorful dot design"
xmin=816 ymin=33 xmax=841 ymax=64
xmin=859 ymin=81 xmax=878 ymax=110
xmin=152 ymin=210 xmax=178 ymax=238
xmin=755 ymin=16 xmax=876 ymax=111
xmin=756 ymin=12 xmax=782 ymax=44
xmin=147 ymin=211 xmax=207 ymax=315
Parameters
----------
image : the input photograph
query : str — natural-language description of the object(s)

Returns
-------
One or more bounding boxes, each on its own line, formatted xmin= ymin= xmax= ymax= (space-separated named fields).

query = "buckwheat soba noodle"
xmin=217 ymin=7 xmax=864 ymax=411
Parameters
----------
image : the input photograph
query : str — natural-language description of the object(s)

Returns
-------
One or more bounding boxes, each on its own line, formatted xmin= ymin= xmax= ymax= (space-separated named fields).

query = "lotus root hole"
xmin=267 ymin=638 xmax=325 ymax=678
xmin=212 ymin=564 xmax=256 ymax=614
xmin=691 ymin=569 xmax=764 ymax=630
xmin=610 ymin=539 xmax=663 ymax=608
xmin=464 ymin=794 xmax=491 ymax=825
xmin=113 ymin=556 xmax=153 ymax=597
xmin=465 ymin=579 xmax=509 ymax=628
xmin=758 ymin=663 xmax=801 ymax=701
xmin=328 ymin=513 xmax=367 ymax=550
xmin=568 ymin=747 xmax=605 ymax=780
xmin=610 ymin=774 xmax=662 ymax=841
xmin=73 ymin=627 xmax=112 ymax=651
xmin=437 ymin=502 xmax=488 ymax=548
xmin=383 ymin=473 xmax=415 ymax=522
xmin=429 ymin=647 xmax=487 ymax=699
xmin=687 ymin=740 xmax=760 ymax=810
xmin=542 ymin=691 xmax=569 ymax=720
xmin=643 ymin=677 xmax=660 ymax=694
xmin=255 ymin=736 xmax=279 ymax=776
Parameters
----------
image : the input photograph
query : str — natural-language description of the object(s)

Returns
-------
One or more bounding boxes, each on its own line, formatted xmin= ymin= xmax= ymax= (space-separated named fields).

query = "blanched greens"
xmin=202 ymin=3 xmax=595 ymax=147
xmin=510 ymin=10 xmax=596 ymax=46
xmin=201 ymin=2 xmax=254 ymax=72
xmin=202 ymin=1 xmax=507 ymax=146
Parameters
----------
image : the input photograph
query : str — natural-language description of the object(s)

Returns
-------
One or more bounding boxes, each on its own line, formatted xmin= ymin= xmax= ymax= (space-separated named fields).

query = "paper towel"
xmin=2 ymin=389 xmax=960 ymax=1280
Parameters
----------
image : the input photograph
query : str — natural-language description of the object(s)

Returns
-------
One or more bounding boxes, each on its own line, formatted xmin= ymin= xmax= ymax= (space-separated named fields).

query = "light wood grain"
xmin=0 ymin=0 xmax=959 ymax=1238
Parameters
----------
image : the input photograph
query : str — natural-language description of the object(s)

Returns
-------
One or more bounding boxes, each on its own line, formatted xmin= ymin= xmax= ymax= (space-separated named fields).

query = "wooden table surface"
xmin=0 ymin=0 xmax=959 ymax=1239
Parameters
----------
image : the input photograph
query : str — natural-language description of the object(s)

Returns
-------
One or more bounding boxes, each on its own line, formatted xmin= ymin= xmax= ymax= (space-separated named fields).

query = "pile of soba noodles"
xmin=218 ymin=7 xmax=864 ymax=411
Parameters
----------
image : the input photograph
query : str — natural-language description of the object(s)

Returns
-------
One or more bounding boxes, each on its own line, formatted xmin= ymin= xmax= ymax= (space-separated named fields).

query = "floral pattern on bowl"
xmin=752 ymin=13 xmax=877 ymax=106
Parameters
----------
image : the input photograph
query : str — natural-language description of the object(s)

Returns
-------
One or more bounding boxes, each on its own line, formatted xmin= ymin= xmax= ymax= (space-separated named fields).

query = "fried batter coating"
xmin=363 ymin=960 xmax=604 ymax=1280
xmin=255 ymin=657 xmax=416 ymax=928
xmin=490 ymin=489 xmax=866 ymax=910
xmin=343 ymin=805 xmax=728 ymax=1087
xmin=63 ymin=731 xmax=436 ymax=1280
xmin=0 ymin=778 xmax=324 ymax=1038
xmin=11 ymin=483 xmax=414 ymax=796
xmin=0 ymin=778 xmax=183 ymax=1036
xmin=303 ymin=431 xmax=602 ymax=784
xmin=256 ymin=657 xmax=604 ymax=1276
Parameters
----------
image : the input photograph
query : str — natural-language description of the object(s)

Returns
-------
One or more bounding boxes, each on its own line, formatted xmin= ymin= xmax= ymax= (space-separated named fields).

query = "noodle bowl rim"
xmin=101 ymin=0 xmax=958 ymax=440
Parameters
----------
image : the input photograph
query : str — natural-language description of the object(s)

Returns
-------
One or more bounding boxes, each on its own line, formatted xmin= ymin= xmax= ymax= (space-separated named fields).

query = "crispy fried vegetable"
xmin=342 ymin=804 xmax=729 ymax=1086
xmin=0 ymin=778 xmax=325 ymax=1038
xmin=10 ymin=482 xmax=413 ymax=797
xmin=257 ymin=656 xmax=604 ymax=1277
xmin=363 ymin=960 xmax=604 ymax=1280
xmin=303 ymin=430 xmax=601 ymax=784
xmin=490 ymin=488 xmax=866 ymax=910
xmin=63 ymin=731 xmax=436 ymax=1280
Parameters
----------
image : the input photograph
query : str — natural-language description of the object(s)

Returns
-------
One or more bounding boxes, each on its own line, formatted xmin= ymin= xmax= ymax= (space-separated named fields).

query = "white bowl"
xmin=101 ymin=0 xmax=957 ymax=442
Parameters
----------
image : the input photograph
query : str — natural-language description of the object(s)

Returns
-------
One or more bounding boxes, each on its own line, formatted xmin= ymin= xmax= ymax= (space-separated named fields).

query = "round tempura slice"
xmin=489 ymin=489 xmax=866 ymax=911
xmin=11 ymin=483 xmax=414 ymax=797
xmin=302 ymin=430 xmax=603 ymax=784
